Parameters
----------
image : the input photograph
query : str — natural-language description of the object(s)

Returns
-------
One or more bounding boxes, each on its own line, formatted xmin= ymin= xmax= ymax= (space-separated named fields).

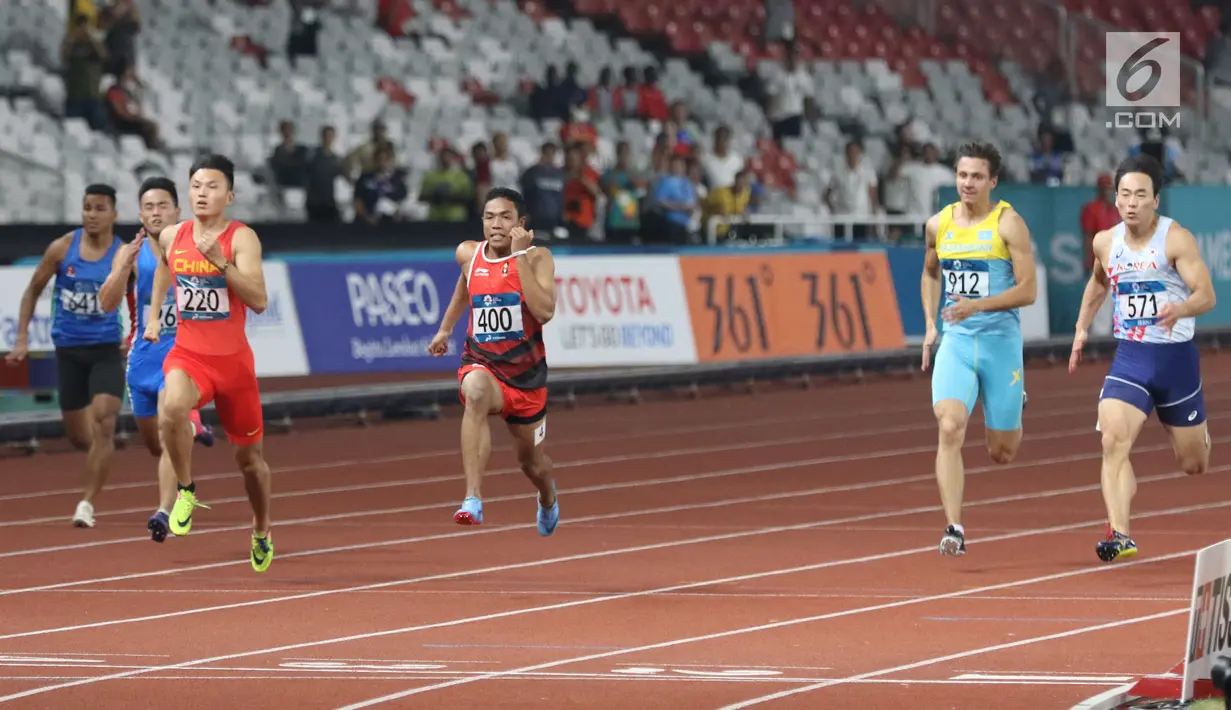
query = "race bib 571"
xmin=1116 ymin=279 xmax=1164 ymax=328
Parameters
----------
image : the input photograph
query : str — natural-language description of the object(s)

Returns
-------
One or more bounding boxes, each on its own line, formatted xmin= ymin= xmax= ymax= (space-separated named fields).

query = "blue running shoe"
xmin=537 ymin=482 xmax=559 ymax=537
xmin=147 ymin=511 xmax=170 ymax=543
xmin=454 ymin=496 xmax=483 ymax=525
xmin=194 ymin=422 xmax=215 ymax=448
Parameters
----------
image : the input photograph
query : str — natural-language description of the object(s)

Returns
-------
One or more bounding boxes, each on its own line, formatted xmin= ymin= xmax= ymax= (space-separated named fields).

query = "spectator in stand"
xmin=98 ymin=0 xmax=140 ymax=77
xmin=702 ymin=168 xmax=753 ymax=241
xmin=267 ymin=119 xmax=311 ymax=188
xmin=1080 ymin=173 xmax=1119 ymax=276
xmin=614 ymin=66 xmax=640 ymax=119
xmin=1029 ymin=126 xmax=1065 ymax=185
xmin=354 ymin=144 xmax=410 ymax=224
xmin=287 ymin=0 xmax=323 ymax=63
xmin=488 ymin=132 xmax=521 ymax=190
xmin=687 ymin=160 xmax=707 ymax=233
xmin=879 ymin=148 xmax=913 ymax=241
xmin=588 ymin=66 xmax=616 ymax=122
xmin=469 ymin=141 xmax=492 ymax=217
xmin=104 ymin=63 xmax=163 ymax=149
xmin=601 ymin=140 xmax=646 ymax=245
xmin=560 ymin=105 xmax=597 ymax=154
xmin=1129 ymin=126 xmax=1184 ymax=185
xmin=530 ymin=65 xmax=566 ymax=122
xmin=417 ymin=147 xmax=472 ymax=222
xmin=562 ymin=144 xmax=600 ymax=241
xmin=637 ymin=66 xmax=669 ymax=122
xmin=559 ymin=61 xmax=588 ymax=112
xmin=649 ymin=154 xmax=698 ymax=244
xmin=346 ymin=118 xmax=396 ymax=178
xmin=700 ymin=124 xmax=744 ymax=190
xmin=766 ymin=46 xmax=812 ymax=143
xmin=824 ymin=139 xmax=878 ymax=240
xmin=667 ymin=101 xmax=700 ymax=155
xmin=902 ymin=142 xmax=951 ymax=218
xmin=305 ymin=124 xmax=346 ymax=223
xmin=520 ymin=141 xmax=566 ymax=237
xmin=62 ymin=13 xmax=109 ymax=132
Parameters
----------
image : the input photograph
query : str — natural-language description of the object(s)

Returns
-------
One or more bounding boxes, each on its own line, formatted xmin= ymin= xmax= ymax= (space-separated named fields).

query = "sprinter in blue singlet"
xmin=99 ymin=177 xmax=214 ymax=543
xmin=921 ymin=141 xmax=1038 ymax=558
xmin=1069 ymin=154 xmax=1216 ymax=563
xmin=4 ymin=185 xmax=126 ymax=529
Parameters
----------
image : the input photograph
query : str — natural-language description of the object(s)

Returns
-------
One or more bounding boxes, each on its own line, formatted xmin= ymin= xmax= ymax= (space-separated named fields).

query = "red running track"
xmin=0 ymin=356 xmax=1226 ymax=709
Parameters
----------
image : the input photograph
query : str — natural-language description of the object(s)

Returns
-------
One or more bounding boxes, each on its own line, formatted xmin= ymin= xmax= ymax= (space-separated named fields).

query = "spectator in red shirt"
xmin=562 ymin=144 xmax=601 ymax=241
xmin=1080 ymin=174 xmax=1120 ymax=274
xmin=637 ymin=66 xmax=669 ymax=122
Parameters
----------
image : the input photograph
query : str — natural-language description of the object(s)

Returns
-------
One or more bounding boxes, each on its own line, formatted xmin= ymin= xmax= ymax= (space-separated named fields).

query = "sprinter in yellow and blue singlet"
xmin=921 ymin=141 xmax=1038 ymax=559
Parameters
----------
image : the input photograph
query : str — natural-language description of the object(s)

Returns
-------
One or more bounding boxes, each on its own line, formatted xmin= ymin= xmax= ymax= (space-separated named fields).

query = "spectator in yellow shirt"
xmin=702 ymin=169 xmax=752 ymax=240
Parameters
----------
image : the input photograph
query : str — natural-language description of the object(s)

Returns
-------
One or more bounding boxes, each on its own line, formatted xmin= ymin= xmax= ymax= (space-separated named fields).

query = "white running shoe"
xmin=72 ymin=500 xmax=95 ymax=528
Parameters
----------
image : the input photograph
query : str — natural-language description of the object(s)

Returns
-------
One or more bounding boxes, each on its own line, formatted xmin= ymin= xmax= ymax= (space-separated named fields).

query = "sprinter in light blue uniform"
xmin=99 ymin=177 xmax=213 ymax=544
xmin=1069 ymin=154 xmax=1216 ymax=563
xmin=921 ymin=141 xmax=1038 ymax=558
xmin=4 ymin=185 xmax=126 ymax=529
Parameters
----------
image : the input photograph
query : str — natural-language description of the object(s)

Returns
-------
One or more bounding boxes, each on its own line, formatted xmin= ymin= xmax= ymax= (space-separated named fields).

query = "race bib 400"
xmin=471 ymin=292 xmax=524 ymax=344
xmin=175 ymin=274 xmax=230 ymax=322
xmin=940 ymin=259 xmax=990 ymax=299
xmin=1116 ymin=279 xmax=1164 ymax=328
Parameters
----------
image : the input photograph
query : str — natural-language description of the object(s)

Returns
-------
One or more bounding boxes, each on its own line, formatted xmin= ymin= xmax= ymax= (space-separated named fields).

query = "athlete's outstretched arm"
xmin=969 ymin=210 xmax=1038 ymax=313
xmin=1073 ymin=233 xmax=1111 ymax=334
xmin=99 ymin=233 xmax=142 ymax=313
xmin=517 ymin=247 xmax=557 ymax=324
xmin=5 ymin=235 xmax=70 ymax=361
xmin=920 ymin=214 xmax=942 ymax=328
xmin=221 ymin=226 xmax=268 ymax=313
xmin=1166 ymin=226 xmax=1217 ymax=320
xmin=919 ymin=214 xmax=942 ymax=370
xmin=144 ymin=226 xmax=175 ymax=342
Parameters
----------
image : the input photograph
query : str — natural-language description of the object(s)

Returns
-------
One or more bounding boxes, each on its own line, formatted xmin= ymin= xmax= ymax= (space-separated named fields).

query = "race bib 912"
xmin=940 ymin=259 xmax=990 ymax=299
xmin=175 ymin=274 xmax=230 ymax=321
xmin=471 ymin=292 xmax=524 ymax=344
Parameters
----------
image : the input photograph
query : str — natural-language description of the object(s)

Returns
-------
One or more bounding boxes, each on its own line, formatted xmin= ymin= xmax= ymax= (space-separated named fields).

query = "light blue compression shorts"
xmin=931 ymin=330 xmax=1025 ymax=431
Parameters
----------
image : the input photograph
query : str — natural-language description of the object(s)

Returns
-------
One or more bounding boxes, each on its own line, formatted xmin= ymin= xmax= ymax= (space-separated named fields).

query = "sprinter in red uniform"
xmin=428 ymin=187 xmax=560 ymax=535
xmin=142 ymin=154 xmax=276 ymax=572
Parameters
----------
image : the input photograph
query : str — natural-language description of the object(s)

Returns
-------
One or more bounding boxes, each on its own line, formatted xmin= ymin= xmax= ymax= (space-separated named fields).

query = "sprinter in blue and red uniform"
xmin=427 ymin=187 xmax=560 ymax=536
xmin=98 ymin=177 xmax=215 ymax=544
xmin=1070 ymin=154 xmax=1217 ymax=563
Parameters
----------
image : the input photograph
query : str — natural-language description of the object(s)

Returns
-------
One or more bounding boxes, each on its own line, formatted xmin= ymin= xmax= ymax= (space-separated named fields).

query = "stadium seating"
xmin=0 ymin=0 xmax=1229 ymax=227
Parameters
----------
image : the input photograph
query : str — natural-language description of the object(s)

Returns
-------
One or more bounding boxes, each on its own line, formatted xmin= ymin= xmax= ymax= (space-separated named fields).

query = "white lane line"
xmin=0 ymin=496 xmax=1220 ymax=704
xmin=0 ymin=418 xmax=1209 ymax=566
xmin=0 ymin=433 xmax=1211 ymax=598
xmin=713 ymin=609 xmax=1187 ymax=708
xmin=0 ymin=397 xmax=1127 ymax=527
xmin=0 ymin=379 xmax=1202 ymax=507
xmin=0 ymin=468 xmax=1191 ymax=638
xmin=0 ymin=391 xmax=989 ymax=505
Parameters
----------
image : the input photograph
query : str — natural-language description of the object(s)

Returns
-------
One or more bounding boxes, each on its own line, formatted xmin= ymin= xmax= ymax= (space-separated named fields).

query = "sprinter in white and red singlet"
xmin=427 ymin=187 xmax=560 ymax=536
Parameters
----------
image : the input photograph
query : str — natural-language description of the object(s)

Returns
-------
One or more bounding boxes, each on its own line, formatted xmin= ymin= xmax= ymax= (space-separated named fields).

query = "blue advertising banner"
xmin=287 ymin=258 xmax=466 ymax=374
xmin=1161 ymin=186 xmax=1231 ymax=328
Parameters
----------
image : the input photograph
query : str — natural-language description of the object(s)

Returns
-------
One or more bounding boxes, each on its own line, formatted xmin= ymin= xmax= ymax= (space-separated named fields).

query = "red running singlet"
xmin=168 ymin=220 xmax=250 ymax=356
xmin=461 ymin=242 xmax=548 ymax=390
